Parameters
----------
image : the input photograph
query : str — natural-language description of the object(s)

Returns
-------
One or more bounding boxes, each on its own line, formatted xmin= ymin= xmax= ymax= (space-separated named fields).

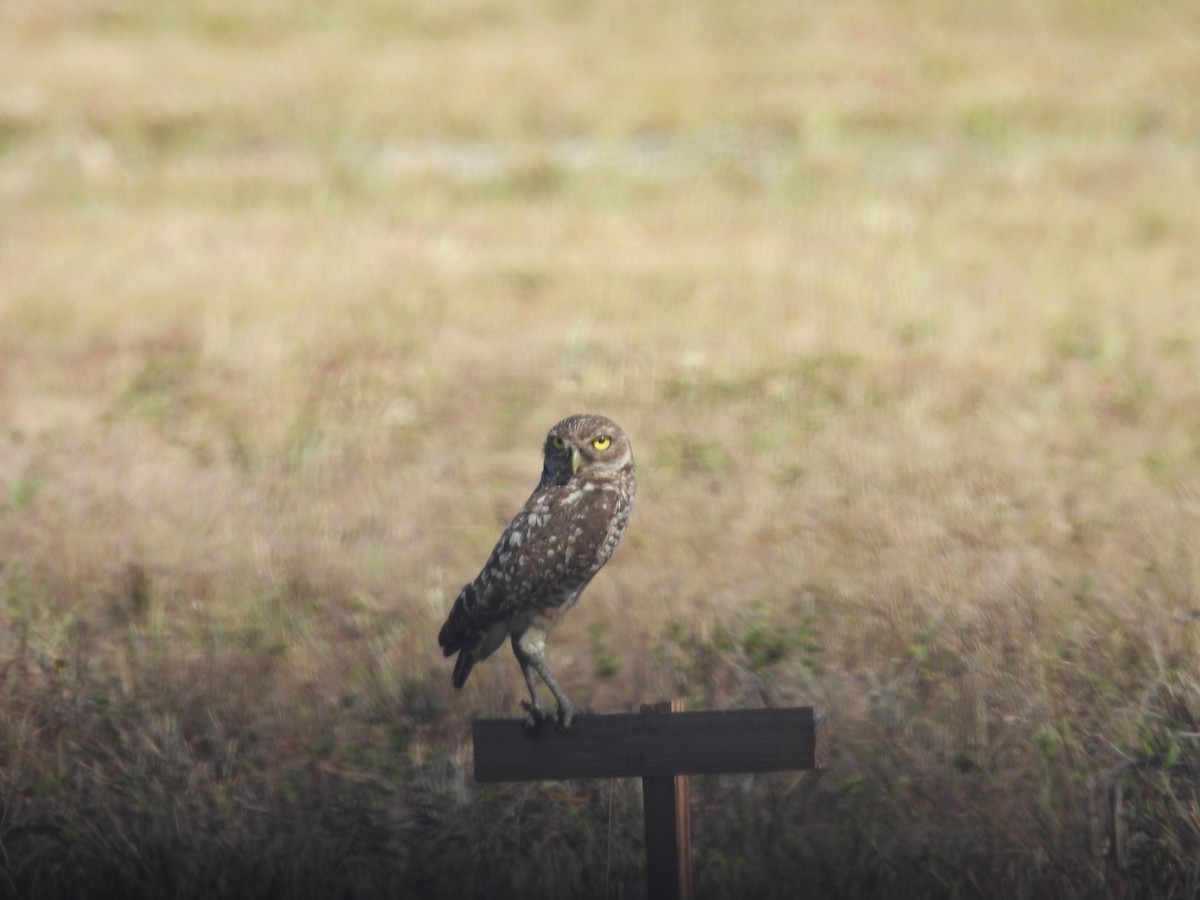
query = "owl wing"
xmin=437 ymin=482 xmax=624 ymax=663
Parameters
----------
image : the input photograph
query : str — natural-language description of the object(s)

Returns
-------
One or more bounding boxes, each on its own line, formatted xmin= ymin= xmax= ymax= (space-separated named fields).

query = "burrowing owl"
xmin=438 ymin=414 xmax=636 ymax=730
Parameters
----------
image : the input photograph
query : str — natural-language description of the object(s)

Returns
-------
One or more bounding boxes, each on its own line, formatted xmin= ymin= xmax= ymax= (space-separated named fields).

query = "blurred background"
xmin=1 ymin=1 xmax=1199 ymax=897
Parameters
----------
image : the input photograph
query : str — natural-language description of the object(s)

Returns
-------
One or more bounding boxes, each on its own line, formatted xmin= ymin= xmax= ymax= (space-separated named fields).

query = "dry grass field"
xmin=2 ymin=0 xmax=1200 ymax=896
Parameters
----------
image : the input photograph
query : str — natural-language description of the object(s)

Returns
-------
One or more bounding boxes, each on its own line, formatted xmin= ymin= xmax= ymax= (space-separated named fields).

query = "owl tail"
xmin=451 ymin=650 xmax=476 ymax=689
xmin=440 ymin=583 xmax=481 ymax=688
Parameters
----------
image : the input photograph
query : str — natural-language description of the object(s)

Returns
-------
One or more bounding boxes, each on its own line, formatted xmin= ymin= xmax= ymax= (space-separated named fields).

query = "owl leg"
xmin=512 ymin=630 xmax=578 ymax=731
xmin=511 ymin=635 xmax=548 ymax=731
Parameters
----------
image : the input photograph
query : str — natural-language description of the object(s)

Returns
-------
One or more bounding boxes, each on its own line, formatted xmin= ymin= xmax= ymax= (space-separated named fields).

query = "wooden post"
xmin=641 ymin=700 xmax=692 ymax=900
xmin=473 ymin=703 xmax=818 ymax=900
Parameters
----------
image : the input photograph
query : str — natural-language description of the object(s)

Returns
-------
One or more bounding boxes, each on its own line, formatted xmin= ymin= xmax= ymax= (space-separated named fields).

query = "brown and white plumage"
xmin=438 ymin=414 xmax=636 ymax=730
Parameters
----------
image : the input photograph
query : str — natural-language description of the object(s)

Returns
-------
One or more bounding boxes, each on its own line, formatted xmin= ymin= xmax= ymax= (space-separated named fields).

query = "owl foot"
xmin=555 ymin=702 xmax=597 ymax=732
xmin=555 ymin=702 xmax=576 ymax=732
xmin=521 ymin=700 xmax=548 ymax=733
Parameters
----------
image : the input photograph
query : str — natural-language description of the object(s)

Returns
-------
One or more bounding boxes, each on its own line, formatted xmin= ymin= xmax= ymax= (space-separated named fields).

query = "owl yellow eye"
xmin=592 ymin=435 xmax=612 ymax=451
xmin=551 ymin=436 xmax=566 ymax=450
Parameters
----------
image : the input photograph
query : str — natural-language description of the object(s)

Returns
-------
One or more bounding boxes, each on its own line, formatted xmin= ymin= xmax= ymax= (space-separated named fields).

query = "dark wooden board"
xmin=473 ymin=706 xmax=816 ymax=782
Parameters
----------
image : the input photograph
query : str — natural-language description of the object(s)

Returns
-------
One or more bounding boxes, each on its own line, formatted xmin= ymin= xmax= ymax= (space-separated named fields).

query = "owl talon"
xmin=552 ymin=705 xmax=590 ymax=734
xmin=521 ymin=700 xmax=547 ymax=733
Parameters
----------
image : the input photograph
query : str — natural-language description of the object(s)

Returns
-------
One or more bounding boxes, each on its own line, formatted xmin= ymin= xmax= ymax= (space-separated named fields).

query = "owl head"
xmin=539 ymin=413 xmax=634 ymax=487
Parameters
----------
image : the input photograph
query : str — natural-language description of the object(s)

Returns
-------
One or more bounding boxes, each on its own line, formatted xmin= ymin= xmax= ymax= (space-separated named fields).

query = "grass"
xmin=2 ymin=0 xmax=1200 ymax=896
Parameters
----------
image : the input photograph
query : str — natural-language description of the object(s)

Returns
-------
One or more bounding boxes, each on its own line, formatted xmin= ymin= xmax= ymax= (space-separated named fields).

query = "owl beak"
xmin=570 ymin=445 xmax=584 ymax=475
